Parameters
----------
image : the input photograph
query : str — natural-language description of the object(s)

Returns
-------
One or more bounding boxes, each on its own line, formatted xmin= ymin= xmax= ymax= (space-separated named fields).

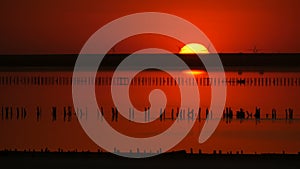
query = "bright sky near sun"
xmin=0 ymin=0 xmax=299 ymax=54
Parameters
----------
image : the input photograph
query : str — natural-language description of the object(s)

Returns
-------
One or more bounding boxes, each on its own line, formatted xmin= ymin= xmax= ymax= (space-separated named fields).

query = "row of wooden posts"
xmin=0 ymin=106 xmax=295 ymax=122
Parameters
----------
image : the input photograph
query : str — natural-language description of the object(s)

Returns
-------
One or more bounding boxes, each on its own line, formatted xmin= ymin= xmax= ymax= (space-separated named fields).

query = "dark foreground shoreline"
xmin=1 ymin=151 xmax=299 ymax=169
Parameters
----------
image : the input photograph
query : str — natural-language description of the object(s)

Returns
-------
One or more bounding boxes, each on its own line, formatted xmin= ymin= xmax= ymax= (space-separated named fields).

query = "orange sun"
xmin=179 ymin=43 xmax=209 ymax=54
xmin=180 ymin=43 xmax=208 ymax=75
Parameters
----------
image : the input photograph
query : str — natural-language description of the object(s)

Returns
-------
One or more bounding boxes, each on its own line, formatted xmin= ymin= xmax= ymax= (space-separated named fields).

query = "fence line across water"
xmin=0 ymin=75 xmax=300 ymax=87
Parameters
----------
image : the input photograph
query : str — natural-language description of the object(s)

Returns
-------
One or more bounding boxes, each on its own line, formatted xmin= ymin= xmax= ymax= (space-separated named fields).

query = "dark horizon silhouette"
xmin=0 ymin=53 xmax=300 ymax=72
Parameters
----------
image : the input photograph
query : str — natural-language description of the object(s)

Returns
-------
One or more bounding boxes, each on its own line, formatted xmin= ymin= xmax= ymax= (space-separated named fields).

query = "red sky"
xmin=0 ymin=0 xmax=299 ymax=54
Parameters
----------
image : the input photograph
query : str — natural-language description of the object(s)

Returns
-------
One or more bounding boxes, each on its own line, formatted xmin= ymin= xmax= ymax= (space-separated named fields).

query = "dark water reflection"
xmin=0 ymin=70 xmax=299 ymax=154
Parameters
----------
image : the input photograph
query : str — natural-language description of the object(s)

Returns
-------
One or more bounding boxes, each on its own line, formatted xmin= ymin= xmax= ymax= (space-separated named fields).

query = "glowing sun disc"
xmin=179 ymin=43 xmax=209 ymax=54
